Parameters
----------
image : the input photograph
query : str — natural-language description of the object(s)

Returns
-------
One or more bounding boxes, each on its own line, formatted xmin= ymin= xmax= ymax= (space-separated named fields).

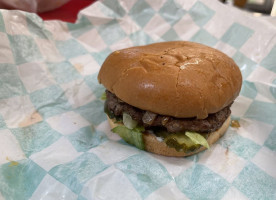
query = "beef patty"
xmin=105 ymin=90 xmax=231 ymax=133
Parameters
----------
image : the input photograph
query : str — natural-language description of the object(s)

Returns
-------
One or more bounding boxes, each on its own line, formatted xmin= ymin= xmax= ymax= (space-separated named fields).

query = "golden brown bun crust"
xmin=107 ymin=116 xmax=230 ymax=157
xmin=98 ymin=41 xmax=242 ymax=119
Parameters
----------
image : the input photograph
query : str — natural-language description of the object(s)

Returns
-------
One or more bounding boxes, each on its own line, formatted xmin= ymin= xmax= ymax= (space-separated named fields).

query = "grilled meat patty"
xmin=105 ymin=90 xmax=231 ymax=133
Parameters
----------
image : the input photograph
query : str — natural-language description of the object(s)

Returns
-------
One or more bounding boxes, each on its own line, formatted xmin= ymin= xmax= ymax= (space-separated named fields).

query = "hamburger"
xmin=98 ymin=41 xmax=242 ymax=157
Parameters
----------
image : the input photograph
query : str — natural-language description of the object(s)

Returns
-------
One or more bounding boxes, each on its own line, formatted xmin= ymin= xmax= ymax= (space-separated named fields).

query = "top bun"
xmin=98 ymin=41 xmax=242 ymax=119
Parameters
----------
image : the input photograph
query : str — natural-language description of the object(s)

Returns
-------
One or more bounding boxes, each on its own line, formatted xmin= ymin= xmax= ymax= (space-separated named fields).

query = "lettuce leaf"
xmin=101 ymin=92 xmax=107 ymax=100
xmin=112 ymin=125 xmax=145 ymax=150
xmin=185 ymin=131 xmax=210 ymax=149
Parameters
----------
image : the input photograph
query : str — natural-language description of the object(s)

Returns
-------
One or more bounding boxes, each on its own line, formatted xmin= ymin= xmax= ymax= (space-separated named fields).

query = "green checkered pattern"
xmin=0 ymin=0 xmax=276 ymax=199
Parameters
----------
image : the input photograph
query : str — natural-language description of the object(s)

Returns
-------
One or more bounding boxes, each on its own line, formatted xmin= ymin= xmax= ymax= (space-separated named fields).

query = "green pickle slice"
xmin=164 ymin=134 xmax=200 ymax=152
xmin=156 ymin=130 xmax=209 ymax=152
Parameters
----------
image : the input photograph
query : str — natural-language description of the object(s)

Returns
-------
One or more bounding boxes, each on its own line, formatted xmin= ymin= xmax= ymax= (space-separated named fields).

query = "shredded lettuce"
xmin=112 ymin=125 xmax=145 ymax=150
xmin=185 ymin=132 xmax=210 ymax=149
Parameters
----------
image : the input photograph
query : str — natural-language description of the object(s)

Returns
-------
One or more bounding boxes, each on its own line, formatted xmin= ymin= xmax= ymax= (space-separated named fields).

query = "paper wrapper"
xmin=0 ymin=0 xmax=276 ymax=199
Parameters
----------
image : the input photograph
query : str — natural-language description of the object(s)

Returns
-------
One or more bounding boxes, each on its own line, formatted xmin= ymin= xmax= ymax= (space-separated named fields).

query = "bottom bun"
xmin=107 ymin=115 xmax=231 ymax=157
